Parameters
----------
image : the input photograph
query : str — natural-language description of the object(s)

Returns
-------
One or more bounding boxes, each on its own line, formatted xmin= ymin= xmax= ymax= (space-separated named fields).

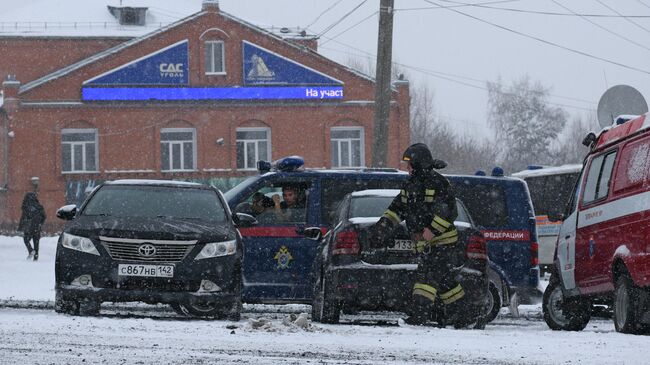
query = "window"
xmin=61 ymin=129 xmax=98 ymax=173
xmin=161 ymin=128 xmax=196 ymax=171
xmin=453 ymin=181 xmax=509 ymax=228
xmin=582 ymin=151 xmax=617 ymax=204
xmin=205 ymin=41 xmax=225 ymax=74
xmin=524 ymin=173 xmax=580 ymax=217
xmin=236 ymin=128 xmax=270 ymax=170
xmin=331 ymin=127 xmax=364 ymax=168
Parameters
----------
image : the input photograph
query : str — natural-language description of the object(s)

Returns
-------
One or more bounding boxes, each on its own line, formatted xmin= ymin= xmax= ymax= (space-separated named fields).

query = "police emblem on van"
xmin=274 ymin=246 xmax=293 ymax=269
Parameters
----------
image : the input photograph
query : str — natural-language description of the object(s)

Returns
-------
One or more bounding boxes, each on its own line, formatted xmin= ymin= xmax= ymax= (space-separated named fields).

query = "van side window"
xmin=582 ymin=151 xmax=617 ymax=205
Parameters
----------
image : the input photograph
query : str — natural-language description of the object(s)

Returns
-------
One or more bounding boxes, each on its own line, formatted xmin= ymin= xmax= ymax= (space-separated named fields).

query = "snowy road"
xmin=0 ymin=304 xmax=643 ymax=365
xmin=0 ymin=237 xmax=645 ymax=364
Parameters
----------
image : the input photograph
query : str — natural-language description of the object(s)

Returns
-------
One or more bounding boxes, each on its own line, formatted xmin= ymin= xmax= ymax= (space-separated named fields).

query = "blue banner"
xmin=81 ymin=86 xmax=344 ymax=101
xmin=84 ymin=40 xmax=189 ymax=86
xmin=242 ymin=41 xmax=343 ymax=86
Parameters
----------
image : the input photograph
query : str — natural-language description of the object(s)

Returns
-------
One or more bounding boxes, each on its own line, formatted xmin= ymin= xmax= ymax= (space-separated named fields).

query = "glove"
xmin=367 ymin=217 xmax=396 ymax=250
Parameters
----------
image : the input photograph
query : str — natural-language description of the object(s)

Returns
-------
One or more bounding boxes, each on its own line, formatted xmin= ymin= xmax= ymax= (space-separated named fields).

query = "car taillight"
xmin=531 ymin=241 xmax=539 ymax=266
xmin=466 ymin=234 xmax=488 ymax=260
xmin=332 ymin=230 xmax=360 ymax=255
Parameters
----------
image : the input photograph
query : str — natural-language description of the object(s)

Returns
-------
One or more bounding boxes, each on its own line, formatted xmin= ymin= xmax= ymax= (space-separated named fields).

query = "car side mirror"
xmin=56 ymin=205 xmax=77 ymax=221
xmin=234 ymin=212 xmax=257 ymax=228
xmin=548 ymin=213 xmax=565 ymax=222
xmin=303 ymin=227 xmax=323 ymax=241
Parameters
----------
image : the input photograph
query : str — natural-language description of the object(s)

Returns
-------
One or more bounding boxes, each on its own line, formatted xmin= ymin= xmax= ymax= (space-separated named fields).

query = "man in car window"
xmin=272 ymin=185 xmax=305 ymax=222
xmin=369 ymin=143 xmax=466 ymax=326
xmin=251 ymin=192 xmax=274 ymax=215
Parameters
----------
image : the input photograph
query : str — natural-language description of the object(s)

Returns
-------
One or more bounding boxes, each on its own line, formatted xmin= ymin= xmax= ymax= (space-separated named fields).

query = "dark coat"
xmin=18 ymin=192 xmax=46 ymax=235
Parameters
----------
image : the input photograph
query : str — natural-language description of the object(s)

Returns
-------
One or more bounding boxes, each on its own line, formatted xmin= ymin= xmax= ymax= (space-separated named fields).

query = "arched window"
xmin=205 ymin=40 xmax=225 ymax=74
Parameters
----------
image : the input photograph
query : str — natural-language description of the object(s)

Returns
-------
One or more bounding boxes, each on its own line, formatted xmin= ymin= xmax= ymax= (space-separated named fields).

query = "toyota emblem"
xmin=138 ymin=243 xmax=156 ymax=257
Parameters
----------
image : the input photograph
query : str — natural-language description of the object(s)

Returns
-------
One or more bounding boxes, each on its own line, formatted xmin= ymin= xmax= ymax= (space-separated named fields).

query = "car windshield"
xmin=349 ymin=195 xmax=470 ymax=224
xmin=83 ymin=185 xmax=227 ymax=222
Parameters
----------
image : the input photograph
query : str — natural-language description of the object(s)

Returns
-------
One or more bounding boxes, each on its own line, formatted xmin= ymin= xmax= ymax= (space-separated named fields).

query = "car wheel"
xmin=311 ymin=273 xmax=340 ymax=324
xmin=78 ymin=299 xmax=100 ymax=316
xmin=222 ymin=272 xmax=243 ymax=322
xmin=542 ymin=277 xmax=590 ymax=331
xmin=54 ymin=291 xmax=79 ymax=315
xmin=181 ymin=300 xmax=222 ymax=318
xmin=614 ymin=275 xmax=642 ymax=334
xmin=484 ymin=282 xmax=502 ymax=323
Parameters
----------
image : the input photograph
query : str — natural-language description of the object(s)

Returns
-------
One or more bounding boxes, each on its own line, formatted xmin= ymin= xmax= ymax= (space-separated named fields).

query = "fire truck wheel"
xmin=543 ymin=277 xmax=590 ymax=331
xmin=614 ymin=275 xmax=642 ymax=334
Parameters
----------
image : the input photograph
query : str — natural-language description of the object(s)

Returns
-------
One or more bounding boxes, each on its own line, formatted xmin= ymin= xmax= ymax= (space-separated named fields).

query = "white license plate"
xmin=390 ymin=239 xmax=414 ymax=251
xmin=118 ymin=264 xmax=174 ymax=278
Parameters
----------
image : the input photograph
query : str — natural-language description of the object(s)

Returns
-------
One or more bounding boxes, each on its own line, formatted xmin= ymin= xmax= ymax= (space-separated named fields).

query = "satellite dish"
xmin=597 ymin=85 xmax=648 ymax=128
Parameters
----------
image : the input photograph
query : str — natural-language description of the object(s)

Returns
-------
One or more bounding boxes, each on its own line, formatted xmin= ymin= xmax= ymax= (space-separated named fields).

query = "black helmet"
xmin=402 ymin=143 xmax=447 ymax=170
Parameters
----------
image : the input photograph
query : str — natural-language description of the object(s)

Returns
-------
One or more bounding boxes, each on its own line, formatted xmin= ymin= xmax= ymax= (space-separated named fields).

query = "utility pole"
xmin=371 ymin=0 xmax=394 ymax=168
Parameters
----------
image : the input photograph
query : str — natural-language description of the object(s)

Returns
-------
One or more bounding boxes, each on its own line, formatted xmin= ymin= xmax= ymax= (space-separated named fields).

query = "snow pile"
xmin=244 ymin=313 xmax=324 ymax=333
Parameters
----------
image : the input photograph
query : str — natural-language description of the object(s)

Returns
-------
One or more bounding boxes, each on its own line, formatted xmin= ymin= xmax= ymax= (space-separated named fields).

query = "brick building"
xmin=0 ymin=0 xmax=410 ymax=231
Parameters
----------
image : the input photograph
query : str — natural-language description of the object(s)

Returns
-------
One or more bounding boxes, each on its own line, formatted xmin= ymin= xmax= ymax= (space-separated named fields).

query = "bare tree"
xmin=551 ymin=113 xmax=599 ymax=165
xmin=487 ymin=75 xmax=568 ymax=172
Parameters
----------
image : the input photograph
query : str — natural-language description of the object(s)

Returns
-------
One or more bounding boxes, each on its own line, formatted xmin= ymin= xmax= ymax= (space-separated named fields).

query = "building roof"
xmin=0 ymin=0 xmax=203 ymax=37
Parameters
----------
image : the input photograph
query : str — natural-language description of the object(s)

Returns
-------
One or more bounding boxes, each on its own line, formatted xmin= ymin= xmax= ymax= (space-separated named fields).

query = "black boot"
xmin=403 ymin=295 xmax=434 ymax=326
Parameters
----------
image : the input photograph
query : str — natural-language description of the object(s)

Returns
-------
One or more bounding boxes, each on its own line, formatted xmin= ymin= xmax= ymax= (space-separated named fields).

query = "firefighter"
xmin=369 ymin=143 xmax=466 ymax=326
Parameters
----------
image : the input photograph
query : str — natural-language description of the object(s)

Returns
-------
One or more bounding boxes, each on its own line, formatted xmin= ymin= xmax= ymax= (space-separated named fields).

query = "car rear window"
xmin=452 ymin=181 xmax=508 ymax=228
xmin=524 ymin=173 xmax=580 ymax=217
xmin=83 ymin=185 xmax=227 ymax=222
xmin=350 ymin=195 xmax=471 ymax=225
xmin=321 ymin=178 xmax=404 ymax=225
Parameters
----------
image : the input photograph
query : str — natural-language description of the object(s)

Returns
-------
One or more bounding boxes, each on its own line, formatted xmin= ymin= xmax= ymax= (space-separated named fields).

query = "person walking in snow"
xmin=18 ymin=192 xmax=46 ymax=261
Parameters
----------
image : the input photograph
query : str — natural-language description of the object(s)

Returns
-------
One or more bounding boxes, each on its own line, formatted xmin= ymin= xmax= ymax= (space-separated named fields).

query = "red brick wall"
xmin=0 ymin=37 xmax=128 ymax=83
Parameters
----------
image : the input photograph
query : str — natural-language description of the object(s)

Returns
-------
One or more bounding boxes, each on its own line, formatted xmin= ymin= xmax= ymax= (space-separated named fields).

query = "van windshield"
xmin=525 ymin=173 xmax=580 ymax=217
xmin=83 ymin=185 xmax=227 ymax=222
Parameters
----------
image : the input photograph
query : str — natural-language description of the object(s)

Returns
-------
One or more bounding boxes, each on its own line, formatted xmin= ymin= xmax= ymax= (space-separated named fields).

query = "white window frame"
xmin=330 ymin=127 xmax=365 ymax=168
xmin=161 ymin=128 xmax=197 ymax=172
xmin=236 ymin=127 xmax=271 ymax=171
xmin=61 ymin=128 xmax=99 ymax=174
xmin=205 ymin=40 xmax=226 ymax=75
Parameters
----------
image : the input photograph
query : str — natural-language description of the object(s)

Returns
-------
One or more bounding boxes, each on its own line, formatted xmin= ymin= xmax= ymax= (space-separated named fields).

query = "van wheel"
xmin=543 ymin=278 xmax=590 ymax=331
xmin=485 ymin=283 xmax=502 ymax=323
xmin=614 ymin=275 xmax=642 ymax=334
xmin=311 ymin=273 xmax=341 ymax=324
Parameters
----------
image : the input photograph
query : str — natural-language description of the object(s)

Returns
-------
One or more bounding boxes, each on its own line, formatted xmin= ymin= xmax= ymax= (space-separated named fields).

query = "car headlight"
xmin=61 ymin=233 xmax=100 ymax=256
xmin=195 ymin=239 xmax=237 ymax=260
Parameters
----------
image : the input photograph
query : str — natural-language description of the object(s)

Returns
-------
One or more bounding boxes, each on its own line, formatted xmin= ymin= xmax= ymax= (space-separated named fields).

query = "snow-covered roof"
xmin=106 ymin=179 xmax=203 ymax=187
xmin=511 ymin=164 xmax=583 ymax=179
xmin=0 ymin=0 xmax=203 ymax=37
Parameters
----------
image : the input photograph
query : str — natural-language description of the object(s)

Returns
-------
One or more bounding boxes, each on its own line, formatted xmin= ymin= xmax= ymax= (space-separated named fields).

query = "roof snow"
xmin=0 ymin=0 xmax=203 ymax=37
xmin=511 ymin=164 xmax=582 ymax=179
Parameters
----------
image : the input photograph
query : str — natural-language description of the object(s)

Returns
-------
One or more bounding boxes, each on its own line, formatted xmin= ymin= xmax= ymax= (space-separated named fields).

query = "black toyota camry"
xmin=54 ymin=180 xmax=243 ymax=319
xmin=310 ymin=189 xmax=491 ymax=327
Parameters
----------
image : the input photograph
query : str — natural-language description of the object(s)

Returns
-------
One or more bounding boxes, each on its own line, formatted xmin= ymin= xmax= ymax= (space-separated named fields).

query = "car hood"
xmin=64 ymin=215 xmax=235 ymax=242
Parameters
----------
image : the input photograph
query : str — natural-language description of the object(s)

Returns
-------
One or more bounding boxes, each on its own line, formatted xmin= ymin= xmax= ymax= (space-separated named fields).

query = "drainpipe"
xmin=2 ymin=75 xmax=21 ymax=190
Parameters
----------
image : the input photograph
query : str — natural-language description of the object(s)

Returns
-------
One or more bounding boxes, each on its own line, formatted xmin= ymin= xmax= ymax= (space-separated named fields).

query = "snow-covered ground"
xmin=0 ymin=236 xmax=646 ymax=364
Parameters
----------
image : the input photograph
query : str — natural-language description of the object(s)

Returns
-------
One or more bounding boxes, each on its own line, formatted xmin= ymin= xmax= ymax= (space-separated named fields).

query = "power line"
xmin=421 ymin=0 xmax=650 ymax=75
xmin=550 ymin=0 xmax=650 ymax=53
xmin=637 ymin=0 xmax=650 ymax=11
xmin=305 ymin=0 xmax=345 ymax=29
xmin=427 ymin=0 xmax=650 ymax=18
xmin=596 ymin=0 xmax=650 ymax=35
xmin=320 ymin=11 xmax=378 ymax=46
xmin=316 ymin=0 xmax=369 ymax=38
xmin=319 ymin=44 xmax=597 ymax=112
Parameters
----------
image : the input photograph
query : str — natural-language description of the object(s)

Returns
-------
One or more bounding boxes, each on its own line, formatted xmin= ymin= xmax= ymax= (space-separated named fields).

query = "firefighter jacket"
xmin=383 ymin=168 xmax=458 ymax=251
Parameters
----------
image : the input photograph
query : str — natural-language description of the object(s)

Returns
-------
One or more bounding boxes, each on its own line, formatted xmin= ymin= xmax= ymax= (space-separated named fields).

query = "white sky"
xmin=2 ymin=0 xmax=650 ymax=139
